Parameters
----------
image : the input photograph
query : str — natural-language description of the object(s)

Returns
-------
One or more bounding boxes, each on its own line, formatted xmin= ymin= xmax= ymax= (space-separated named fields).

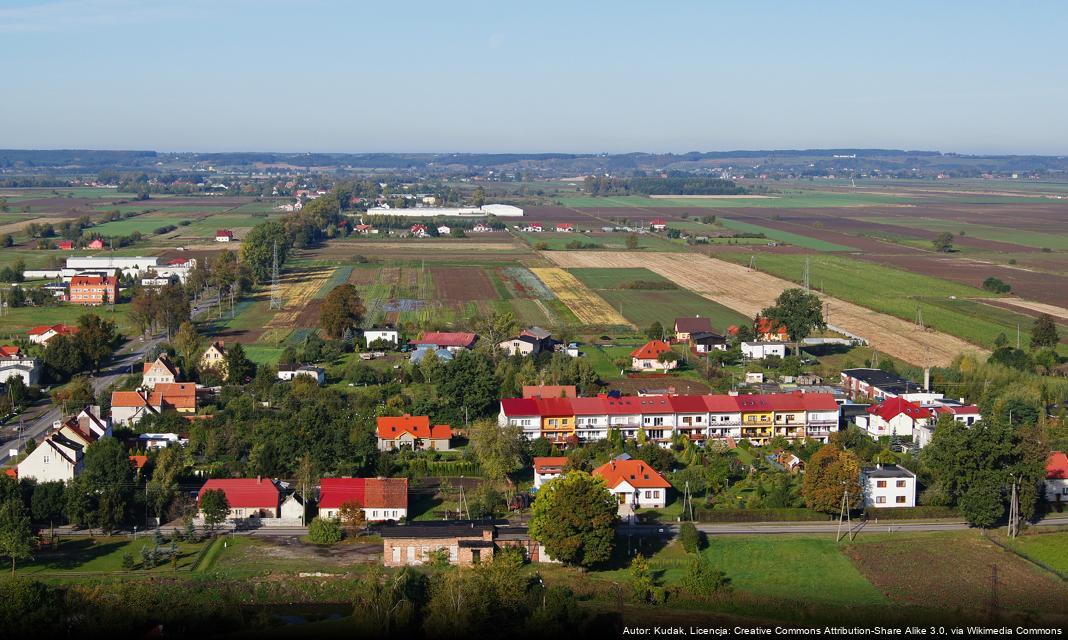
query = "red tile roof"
xmin=198 ymin=478 xmax=280 ymax=509
xmin=593 ymin=458 xmax=670 ymax=489
xmin=522 ymin=385 xmax=577 ymax=399
xmin=0 ymin=345 xmax=20 ymax=358
xmin=668 ymin=395 xmax=709 ymax=413
xmin=1047 ymin=451 xmax=1068 ymax=480
xmin=867 ymin=397 xmax=932 ymax=422
xmin=500 ymin=398 xmax=540 ymax=416
xmin=704 ymin=395 xmax=742 ymax=413
xmin=215 ymin=230 xmax=233 ymax=238
xmin=533 ymin=457 xmax=569 ymax=474
xmin=414 ymin=332 xmax=476 ymax=348
xmin=631 ymin=340 xmax=672 ymax=360
xmin=533 ymin=397 xmax=572 ymax=417
xmin=150 ymin=383 xmax=197 ymax=410
xmin=650 ymin=218 xmax=667 ymax=226
xmin=318 ymin=477 xmax=408 ymax=510
xmin=28 ymin=323 xmax=77 ymax=337
xmin=129 ymin=455 xmax=148 ymax=470
xmin=376 ymin=415 xmax=452 ymax=440
xmin=111 ymin=390 xmax=155 ymax=409
xmin=756 ymin=316 xmax=789 ymax=338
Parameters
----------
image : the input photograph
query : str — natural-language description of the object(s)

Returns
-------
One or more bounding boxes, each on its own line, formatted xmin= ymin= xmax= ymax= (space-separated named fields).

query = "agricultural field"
xmin=545 ymin=251 xmax=985 ymax=367
xmin=718 ymin=217 xmax=853 ymax=251
xmin=529 ymin=267 xmax=632 ymax=328
xmin=712 ymin=251 xmax=1036 ymax=350
xmin=568 ymin=267 xmax=748 ymax=331
xmin=998 ymin=529 xmax=1068 ymax=575
xmin=516 ymin=230 xmax=687 ymax=252
xmin=558 ymin=191 xmax=914 ymax=209
xmin=0 ymin=304 xmax=134 ymax=340
xmin=856 ymin=214 xmax=1068 ymax=250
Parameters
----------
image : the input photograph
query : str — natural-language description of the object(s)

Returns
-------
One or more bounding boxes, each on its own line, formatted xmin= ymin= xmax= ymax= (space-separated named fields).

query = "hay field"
xmin=529 ymin=267 xmax=632 ymax=327
xmin=544 ymin=252 xmax=986 ymax=366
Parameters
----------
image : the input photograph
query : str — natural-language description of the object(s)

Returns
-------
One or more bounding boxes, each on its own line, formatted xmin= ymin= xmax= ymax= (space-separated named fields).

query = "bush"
xmin=620 ymin=280 xmax=678 ymax=290
xmin=682 ymin=554 xmax=731 ymax=596
xmin=679 ymin=522 xmax=704 ymax=553
xmin=693 ymin=507 xmax=828 ymax=522
xmin=982 ymin=277 xmax=1011 ymax=294
xmin=307 ymin=517 xmax=343 ymax=544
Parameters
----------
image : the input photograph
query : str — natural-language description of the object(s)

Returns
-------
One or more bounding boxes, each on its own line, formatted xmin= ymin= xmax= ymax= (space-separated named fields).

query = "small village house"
xmin=215 ymin=229 xmax=234 ymax=242
xmin=376 ymin=414 xmax=453 ymax=452
xmin=741 ymin=341 xmax=787 ymax=360
xmin=381 ymin=521 xmax=496 ymax=567
xmin=200 ymin=341 xmax=227 ymax=376
xmin=862 ymin=464 xmax=916 ymax=508
xmin=1046 ymin=451 xmax=1068 ymax=502
xmin=533 ymin=457 xmax=568 ymax=489
xmin=630 ymin=340 xmax=677 ymax=371
xmin=277 ymin=364 xmax=326 ymax=385
xmin=674 ymin=316 xmax=712 ymax=342
xmin=593 ymin=456 xmax=671 ymax=519
xmin=27 ymin=323 xmax=78 ymax=345
xmin=318 ymin=477 xmax=408 ymax=521
xmin=142 ymin=354 xmax=180 ymax=389
xmin=364 ymin=326 xmax=400 ymax=347
xmin=198 ymin=478 xmax=281 ymax=521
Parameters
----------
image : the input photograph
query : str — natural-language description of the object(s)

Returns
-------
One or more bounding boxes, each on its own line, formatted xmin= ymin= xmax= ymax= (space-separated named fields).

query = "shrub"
xmin=982 ymin=277 xmax=1011 ymax=294
xmin=682 ymin=554 xmax=731 ymax=596
xmin=679 ymin=522 xmax=704 ymax=553
xmin=307 ymin=517 xmax=343 ymax=544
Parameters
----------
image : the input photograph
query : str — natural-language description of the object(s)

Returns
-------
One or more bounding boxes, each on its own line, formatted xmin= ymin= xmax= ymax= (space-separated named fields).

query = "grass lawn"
xmin=0 ymin=304 xmax=134 ymax=340
xmin=17 ymin=535 xmax=208 ymax=574
xmin=517 ymin=231 xmax=687 ymax=253
xmin=718 ymin=218 xmax=854 ymax=251
xmin=1000 ymin=529 xmax=1068 ymax=575
xmin=245 ymin=344 xmax=285 ymax=365
xmin=583 ymin=342 xmax=643 ymax=380
xmin=717 ymin=251 xmax=1012 ymax=348
xmin=92 ymin=215 xmax=187 ymax=236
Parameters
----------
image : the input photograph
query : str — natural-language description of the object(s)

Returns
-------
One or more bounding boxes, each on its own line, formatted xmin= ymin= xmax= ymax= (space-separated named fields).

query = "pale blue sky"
xmin=1 ymin=0 xmax=1066 ymax=154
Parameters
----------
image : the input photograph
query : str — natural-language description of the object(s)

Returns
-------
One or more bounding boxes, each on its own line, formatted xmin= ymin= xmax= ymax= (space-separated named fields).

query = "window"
xmin=43 ymin=456 xmax=50 ymax=464
xmin=896 ymin=480 xmax=906 ymax=488
xmin=472 ymin=550 xmax=481 ymax=564
xmin=896 ymin=496 xmax=907 ymax=504
xmin=876 ymin=480 xmax=887 ymax=488
xmin=876 ymin=496 xmax=886 ymax=504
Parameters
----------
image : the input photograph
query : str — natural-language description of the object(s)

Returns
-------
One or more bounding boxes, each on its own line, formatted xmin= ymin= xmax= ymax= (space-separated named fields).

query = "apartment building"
xmin=69 ymin=274 xmax=118 ymax=305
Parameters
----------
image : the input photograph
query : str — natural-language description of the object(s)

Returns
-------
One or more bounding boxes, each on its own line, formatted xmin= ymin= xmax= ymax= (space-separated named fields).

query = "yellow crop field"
xmin=265 ymin=267 xmax=335 ymax=329
xmin=530 ymin=267 xmax=633 ymax=327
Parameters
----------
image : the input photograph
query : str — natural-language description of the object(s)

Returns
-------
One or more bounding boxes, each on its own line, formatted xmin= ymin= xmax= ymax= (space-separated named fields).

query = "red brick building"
xmin=68 ymin=275 xmax=118 ymax=305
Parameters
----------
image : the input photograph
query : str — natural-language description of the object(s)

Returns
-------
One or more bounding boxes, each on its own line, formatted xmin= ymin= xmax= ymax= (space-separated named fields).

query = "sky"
xmin=1 ymin=0 xmax=1066 ymax=155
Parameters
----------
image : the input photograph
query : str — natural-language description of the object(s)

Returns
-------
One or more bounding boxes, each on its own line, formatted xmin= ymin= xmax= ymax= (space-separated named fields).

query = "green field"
xmin=559 ymin=191 xmax=913 ymax=209
xmin=569 ymin=267 xmax=748 ymax=331
xmin=717 ymin=252 xmax=1012 ymax=348
xmin=516 ymin=231 xmax=687 ymax=252
xmin=852 ymin=214 xmax=1068 ymax=250
xmin=1002 ymin=529 xmax=1068 ymax=574
xmin=92 ymin=215 xmax=188 ymax=236
xmin=16 ymin=536 xmax=209 ymax=575
xmin=719 ymin=218 xmax=854 ymax=251
xmin=0 ymin=304 xmax=134 ymax=339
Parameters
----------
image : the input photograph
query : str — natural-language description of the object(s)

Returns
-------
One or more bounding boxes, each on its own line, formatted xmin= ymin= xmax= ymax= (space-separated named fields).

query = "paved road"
xmin=0 ymin=301 xmax=213 ymax=465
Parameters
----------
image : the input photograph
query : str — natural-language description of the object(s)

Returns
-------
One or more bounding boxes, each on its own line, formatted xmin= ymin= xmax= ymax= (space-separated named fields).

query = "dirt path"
xmin=981 ymin=298 xmax=1068 ymax=323
xmin=544 ymin=251 xmax=987 ymax=366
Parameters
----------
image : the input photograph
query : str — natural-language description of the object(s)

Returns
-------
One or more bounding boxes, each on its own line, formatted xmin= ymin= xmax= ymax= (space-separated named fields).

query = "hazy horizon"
xmin=2 ymin=0 xmax=1066 ymax=155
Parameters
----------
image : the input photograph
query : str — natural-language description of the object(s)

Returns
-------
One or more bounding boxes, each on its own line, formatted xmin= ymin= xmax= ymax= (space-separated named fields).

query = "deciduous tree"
xmin=319 ymin=284 xmax=365 ymax=339
xmin=801 ymin=444 xmax=862 ymax=513
xmin=199 ymin=489 xmax=230 ymax=530
xmin=0 ymin=498 xmax=34 ymax=574
xmin=528 ymin=471 xmax=617 ymax=567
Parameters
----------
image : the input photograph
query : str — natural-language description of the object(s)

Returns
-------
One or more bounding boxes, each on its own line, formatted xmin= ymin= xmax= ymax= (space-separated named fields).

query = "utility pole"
xmin=1016 ymin=323 xmax=1021 ymax=350
xmin=1007 ymin=476 xmax=1020 ymax=539
xmin=835 ymin=489 xmax=852 ymax=542
xmin=269 ymin=240 xmax=282 ymax=310
xmin=803 ymin=257 xmax=810 ymax=291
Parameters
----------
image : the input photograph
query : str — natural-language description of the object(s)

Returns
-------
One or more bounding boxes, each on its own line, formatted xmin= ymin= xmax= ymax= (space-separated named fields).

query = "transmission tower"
xmin=802 ymin=257 xmax=810 ymax=290
xmin=269 ymin=241 xmax=282 ymax=310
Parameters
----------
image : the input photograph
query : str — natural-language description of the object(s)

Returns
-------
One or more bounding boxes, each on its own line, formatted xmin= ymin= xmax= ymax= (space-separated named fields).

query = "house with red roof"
xmin=593 ymin=456 xmax=670 ymax=516
xmin=649 ymin=218 xmax=668 ymax=231
xmin=1045 ymin=451 xmax=1068 ymax=502
xmin=198 ymin=478 xmax=281 ymax=521
xmin=630 ymin=340 xmax=677 ymax=371
xmin=533 ymin=457 xmax=569 ymax=489
xmin=0 ymin=345 xmax=19 ymax=358
xmin=57 ymin=240 xmax=74 ymax=250
xmin=215 ymin=229 xmax=234 ymax=243
xmin=410 ymin=223 xmax=429 ymax=238
xmin=377 ymin=414 xmax=452 ymax=451
xmin=755 ymin=316 xmax=789 ymax=342
xmin=859 ymin=396 xmax=932 ymax=438
xmin=142 ymin=354 xmax=180 ymax=389
xmin=412 ymin=331 xmax=477 ymax=352
xmin=318 ymin=477 xmax=408 ymax=521
xmin=27 ymin=323 xmax=78 ymax=345
xmin=555 ymin=223 xmax=574 ymax=232
xmin=521 ymin=222 xmax=543 ymax=233
xmin=87 ymin=239 xmax=105 ymax=250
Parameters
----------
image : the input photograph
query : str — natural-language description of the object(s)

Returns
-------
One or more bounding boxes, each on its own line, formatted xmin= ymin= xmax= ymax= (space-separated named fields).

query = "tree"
xmin=678 ymin=522 xmax=704 ymax=553
xmin=51 ymin=376 xmax=94 ymax=414
xmin=224 ymin=343 xmax=254 ymax=384
xmin=528 ymin=472 xmax=617 ymax=567
xmin=629 ymin=554 xmax=664 ymax=604
xmin=437 ymin=350 xmax=499 ymax=425
xmin=30 ymin=482 xmax=65 ymax=539
xmin=307 ymin=516 xmax=343 ymax=544
xmin=932 ymin=232 xmax=955 ymax=252
xmin=958 ymin=475 xmax=1004 ymax=528
xmin=154 ymin=283 xmax=190 ymax=339
xmin=338 ymin=500 xmax=367 ymax=536
xmin=172 ymin=321 xmax=202 ymax=370
xmin=75 ymin=314 xmax=117 ymax=373
xmin=982 ymin=277 xmax=1011 ymax=294
xmin=472 ymin=311 xmax=518 ymax=359
xmin=241 ymin=221 xmax=289 ymax=284
xmin=760 ymin=289 xmax=826 ymax=350
xmin=645 ymin=321 xmax=664 ymax=341
xmin=4 ymin=376 xmax=27 ymax=413
xmin=319 ymin=284 xmax=365 ymax=339
xmin=471 ymin=186 xmax=486 ymax=208
xmin=0 ymin=498 xmax=33 ymax=574
xmin=199 ymin=489 xmax=230 ymax=530
xmin=1030 ymin=313 xmax=1059 ymax=350
xmin=625 ymin=234 xmax=639 ymax=250
xmin=469 ymin=419 xmax=525 ymax=482
xmin=42 ymin=335 xmax=88 ymax=382
xmin=801 ymin=444 xmax=862 ymax=513
xmin=146 ymin=446 xmax=186 ymax=523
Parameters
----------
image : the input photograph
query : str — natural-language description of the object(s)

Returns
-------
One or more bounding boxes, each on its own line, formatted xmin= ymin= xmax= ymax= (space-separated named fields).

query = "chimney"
xmin=923 ymin=368 xmax=931 ymax=391
xmin=257 ymin=475 xmax=262 ymax=484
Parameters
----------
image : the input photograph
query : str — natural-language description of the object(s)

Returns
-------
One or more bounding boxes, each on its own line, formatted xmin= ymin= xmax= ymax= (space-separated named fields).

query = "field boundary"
xmin=982 ymin=531 xmax=1068 ymax=582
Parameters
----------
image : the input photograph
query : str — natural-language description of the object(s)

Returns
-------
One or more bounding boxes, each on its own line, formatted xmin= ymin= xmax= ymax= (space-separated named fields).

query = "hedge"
xmin=862 ymin=506 xmax=959 ymax=520
xmin=693 ymin=507 xmax=831 ymax=522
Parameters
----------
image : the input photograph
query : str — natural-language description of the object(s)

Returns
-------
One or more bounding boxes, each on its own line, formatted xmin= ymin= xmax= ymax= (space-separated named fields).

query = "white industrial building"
xmin=364 ymin=204 xmax=523 ymax=217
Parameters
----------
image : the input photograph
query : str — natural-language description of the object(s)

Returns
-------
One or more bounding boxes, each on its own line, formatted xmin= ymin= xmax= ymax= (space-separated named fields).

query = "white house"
xmin=1046 ymin=451 xmax=1068 ymax=503
xmin=318 ymin=478 xmax=408 ymax=522
xmin=138 ymin=433 xmax=181 ymax=449
xmin=593 ymin=457 xmax=670 ymax=520
xmin=142 ymin=355 xmax=180 ymax=389
xmin=0 ymin=352 xmax=41 ymax=386
xmin=277 ymin=365 xmax=325 ymax=385
xmin=364 ymin=327 xmax=400 ymax=347
xmin=280 ymin=493 xmax=307 ymax=523
xmin=741 ymin=341 xmax=787 ymax=360
xmin=856 ymin=397 xmax=932 ymax=439
xmin=533 ymin=457 xmax=568 ymax=489
xmin=16 ymin=434 xmax=84 ymax=483
xmin=862 ymin=464 xmax=916 ymax=508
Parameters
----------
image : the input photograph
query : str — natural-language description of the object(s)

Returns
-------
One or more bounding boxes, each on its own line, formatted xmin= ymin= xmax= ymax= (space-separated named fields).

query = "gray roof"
xmin=863 ymin=464 xmax=915 ymax=479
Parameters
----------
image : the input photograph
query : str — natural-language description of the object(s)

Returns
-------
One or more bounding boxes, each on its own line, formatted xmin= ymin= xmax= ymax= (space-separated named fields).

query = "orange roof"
xmin=534 ymin=457 xmax=569 ymax=474
xmin=129 ymin=455 xmax=148 ymax=470
xmin=593 ymin=458 xmax=671 ymax=490
xmin=756 ymin=316 xmax=789 ymax=338
xmin=28 ymin=323 xmax=78 ymax=337
xmin=0 ymin=345 xmax=20 ymax=357
xmin=111 ymin=390 xmax=154 ymax=408
xmin=376 ymin=414 xmax=452 ymax=440
xmin=151 ymin=383 xmax=197 ymax=410
xmin=1048 ymin=451 xmax=1068 ymax=480
xmin=631 ymin=340 xmax=672 ymax=360
xmin=144 ymin=356 xmax=180 ymax=378
xmin=522 ymin=385 xmax=577 ymax=399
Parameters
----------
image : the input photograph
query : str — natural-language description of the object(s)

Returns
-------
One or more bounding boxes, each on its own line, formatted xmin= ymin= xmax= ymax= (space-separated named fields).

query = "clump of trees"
xmin=982 ymin=276 xmax=1011 ymax=294
xmin=528 ymin=472 xmax=617 ymax=567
